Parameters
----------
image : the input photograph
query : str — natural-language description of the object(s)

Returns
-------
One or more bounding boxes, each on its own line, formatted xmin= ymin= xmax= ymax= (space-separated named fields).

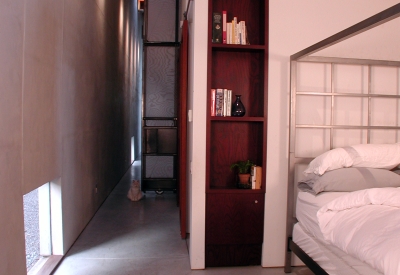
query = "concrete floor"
xmin=52 ymin=162 xmax=313 ymax=275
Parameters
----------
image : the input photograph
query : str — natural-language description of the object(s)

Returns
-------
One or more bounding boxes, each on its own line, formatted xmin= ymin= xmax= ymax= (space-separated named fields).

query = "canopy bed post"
xmin=284 ymin=59 xmax=297 ymax=273
xmin=368 ymin=65 xmax=372 ymax=144
xmin=330 ymin=63 xmax=334 ymax=149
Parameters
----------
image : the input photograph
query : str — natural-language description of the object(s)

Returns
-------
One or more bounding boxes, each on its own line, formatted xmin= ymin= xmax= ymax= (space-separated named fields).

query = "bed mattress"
xmin=293 ymin=223 xmax=382 ymax=275
xmin=295 ymin=191 xmax=345 ymax=240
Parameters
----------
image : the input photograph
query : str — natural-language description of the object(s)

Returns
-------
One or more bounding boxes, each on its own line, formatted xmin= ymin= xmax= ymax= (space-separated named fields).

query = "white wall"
xmin=187 ymin=0 xmax=208 ymax=269
xmin=265 ymin=0 xmax=400 ymax=266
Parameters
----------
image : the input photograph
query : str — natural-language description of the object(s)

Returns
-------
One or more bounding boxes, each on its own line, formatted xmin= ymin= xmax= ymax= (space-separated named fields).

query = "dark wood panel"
xmin=178 ymin=19 xmax=189 ymax=239
xmin=205 ymin=244 xmax=262 ymax=267
xmin=205 ymin=193 xmax=264 ymax=245
xmin=211 ymin=50 xmax=264 ymax=117
xmin=210 ymin=121 xmax=263 ymax=188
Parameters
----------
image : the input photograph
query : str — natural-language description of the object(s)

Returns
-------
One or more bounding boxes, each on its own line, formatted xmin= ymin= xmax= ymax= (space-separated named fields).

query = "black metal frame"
xmin=286 ymin=238 xmax=328 ymax=275
xmin=141 ymin=0 xmax=181 ymax=194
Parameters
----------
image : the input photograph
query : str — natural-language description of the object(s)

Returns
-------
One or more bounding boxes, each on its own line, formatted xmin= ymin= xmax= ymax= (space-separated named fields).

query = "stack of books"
xmin=210 ymin=88 xmax=232 ymax=117
xmin=212 ymin=11 xmax=248 ymax=45
xmin=250 ymin=165 xmax=262 ymax=189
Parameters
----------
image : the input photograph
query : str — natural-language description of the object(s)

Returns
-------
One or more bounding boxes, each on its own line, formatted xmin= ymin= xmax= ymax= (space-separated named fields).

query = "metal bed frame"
xmin=284 ymin=3 xmax=400 ymax=274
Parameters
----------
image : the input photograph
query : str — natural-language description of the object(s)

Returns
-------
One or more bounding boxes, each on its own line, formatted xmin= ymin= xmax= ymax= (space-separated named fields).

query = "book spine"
xmin=251 ymin=166 xmax=262 ymax=189
xmin=227 ymin=89 xmax=232 ymax=116
xmin=227 ymin=23 xmax=232 ymax=44
xmin=251 ymin=165 xmax=256 ymax=189
xmin=211 ymin=89 xmax=216 ymax=116
xmin=223 ymin=89 xmax=228 ymax=116
xmin=215 ymin=88 xmax=224 ymax=116
xmin=212 ymin=12 xmax=222 ymax=43
xmin=241 ymin=21 xmax=247 ymax=45
xmin=256 ymin=166 xmax=262 ymax=189
xmin=232 ymin=18 xmax=236 ymax=44
xmin=236 ymin=22 xmax=240 ymax=44
xmin=244 ymin=24 xmax=248 ymax=45
xmin=233 ymin=17 xmax=238 ymax=44
xmin=238 ymin=21 xmax=242 ymax=45
xmin=222 ymin=11 xmax=227 ymax=44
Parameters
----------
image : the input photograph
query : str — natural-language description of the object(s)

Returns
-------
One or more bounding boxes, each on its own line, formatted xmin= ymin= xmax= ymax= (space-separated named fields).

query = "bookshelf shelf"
xmin=207 ymin=187 xmax=265 ymax=194
xmin=205 ymin=0 xmax=268 ymax=268
xmin=210 ymin=117 xmax=264 ymax=122
xmin=211 ymin=44 xmax=265 ymax=50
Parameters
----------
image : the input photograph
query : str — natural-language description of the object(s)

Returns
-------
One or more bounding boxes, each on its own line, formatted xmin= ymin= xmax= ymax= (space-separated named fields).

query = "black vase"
xmin=231 ymin=95 xmax=246 ymax=117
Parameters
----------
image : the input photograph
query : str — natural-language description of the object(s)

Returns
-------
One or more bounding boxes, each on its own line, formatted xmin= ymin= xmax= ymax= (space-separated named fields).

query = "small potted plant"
xmin=230 ymin=160 xmax=254 ymax=188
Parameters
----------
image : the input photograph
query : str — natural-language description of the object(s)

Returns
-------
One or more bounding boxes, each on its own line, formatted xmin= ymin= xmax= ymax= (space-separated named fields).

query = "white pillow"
xmin=304 ymin=143 xmax=400 ymax=175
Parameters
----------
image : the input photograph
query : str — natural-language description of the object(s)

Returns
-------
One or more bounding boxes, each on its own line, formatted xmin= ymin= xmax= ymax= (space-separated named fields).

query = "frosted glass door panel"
xmin=146 ymin=0 xmax=176 ymax=42
xmin=144 ymin=46 xmax=177 ymax=118
xmin=145 ymin=156 xmax=174 ymax=178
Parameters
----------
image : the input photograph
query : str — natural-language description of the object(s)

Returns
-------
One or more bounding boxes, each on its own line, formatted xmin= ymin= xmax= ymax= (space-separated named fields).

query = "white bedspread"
xmin=317 ymin=187 xmax=400 ymax=275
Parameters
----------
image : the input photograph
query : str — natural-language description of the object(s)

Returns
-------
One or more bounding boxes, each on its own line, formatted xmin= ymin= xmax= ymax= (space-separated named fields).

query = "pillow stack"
xmin=299 ymin=143 xmax=400 ymax=195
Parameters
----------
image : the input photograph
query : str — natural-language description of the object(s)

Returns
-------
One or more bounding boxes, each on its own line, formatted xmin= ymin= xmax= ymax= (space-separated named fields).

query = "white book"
xmin=227 ymin=23 xmax=232 ymax=44
xmin=241 ymin=21 xmax=247 ymax=45
xmin=251 ymin=165 xmax=257 ymax=189
xmin=233 ymin=17 xmax=237 ymax=44
xmin=227 ymin=90 xmax=232 ymax=116
xmin=237 ymin=22 xmax=242 ymax=44
xmin=223 ymin=89 xmax=228 ymax=116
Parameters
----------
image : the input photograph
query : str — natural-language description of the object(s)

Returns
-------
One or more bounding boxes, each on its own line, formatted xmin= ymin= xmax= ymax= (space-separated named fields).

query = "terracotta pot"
xmin=238 ymin=173 xmax=250 ymax=184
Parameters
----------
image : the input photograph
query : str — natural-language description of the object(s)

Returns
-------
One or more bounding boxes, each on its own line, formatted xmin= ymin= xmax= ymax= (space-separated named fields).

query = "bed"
xmin=284 ymin=3 xmax=400 ymax=275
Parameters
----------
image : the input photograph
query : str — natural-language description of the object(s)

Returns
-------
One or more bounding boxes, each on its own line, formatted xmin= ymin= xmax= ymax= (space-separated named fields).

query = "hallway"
xmin=52 ymin=162 xmax=311 ymax=275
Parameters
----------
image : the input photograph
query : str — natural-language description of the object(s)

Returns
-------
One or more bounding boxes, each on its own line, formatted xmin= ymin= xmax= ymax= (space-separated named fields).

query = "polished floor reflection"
xmin=53 ymin=162 xmax=312 ymax=275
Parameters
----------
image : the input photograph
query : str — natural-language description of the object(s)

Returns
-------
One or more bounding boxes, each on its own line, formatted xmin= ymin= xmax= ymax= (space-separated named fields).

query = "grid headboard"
xmin=285 ymin=57 xmax=400 ymax=266
xmin=284 ymin=3 xmax=400 ymax=271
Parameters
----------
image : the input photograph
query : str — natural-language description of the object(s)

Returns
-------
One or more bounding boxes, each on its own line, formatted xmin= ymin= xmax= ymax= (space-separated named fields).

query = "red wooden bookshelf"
xmin=205 ymin=0 xmax=269 ymax=267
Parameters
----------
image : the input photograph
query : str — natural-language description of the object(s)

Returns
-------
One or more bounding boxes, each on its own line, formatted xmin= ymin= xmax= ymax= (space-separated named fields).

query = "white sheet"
xmin=293 ymin=223 xmax=382 ymax=275
xmin=296 ymin=191 xmax=345 ymax=240
xmin=317 ymin=187 xmax=400 ymax=275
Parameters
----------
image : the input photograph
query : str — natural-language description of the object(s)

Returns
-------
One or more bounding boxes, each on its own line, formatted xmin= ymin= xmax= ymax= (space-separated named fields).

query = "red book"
xmin=211 ymin=89 xmax=216 ymax=116
xmin=222 ymin=11 xmax=227 ymax=44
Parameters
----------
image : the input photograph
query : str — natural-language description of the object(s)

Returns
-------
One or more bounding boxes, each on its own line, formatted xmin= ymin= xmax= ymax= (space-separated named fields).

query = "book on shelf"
xmin=251 ymin=165 xmax=262 ymax=189
xmin=237 ymin=21 xmax=242 ymax=44
xmin=239 ymin=21 xmax=246 ymax=45
xmin=226 ymin=89 xmax=232 ymax=116
xmin=213 ymin=10 xmax=249 ymax=45
xmin=232 ymin=17 xmax=237 ymax=44
xmin=211 ymin=88 xmax=232 ymax=117
xmin=223 ymin=89 xmax=228 ymax=116
xmin=222 ymin=10 xmax=227 ymax=44
xmin=210 ymin=89 xmax=216 ymax=116
xmin=215 ymin=88 xmax=224 ymax=116
xmin=227 ymin=22 xmax=232 ymax=44
xmin=212 ymin=12 xmax=222 ymax=43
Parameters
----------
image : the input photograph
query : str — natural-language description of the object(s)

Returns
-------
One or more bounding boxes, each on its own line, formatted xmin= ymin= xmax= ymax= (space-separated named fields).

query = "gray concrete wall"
xmin=0 ymin=0 xmax=140 ymax=273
